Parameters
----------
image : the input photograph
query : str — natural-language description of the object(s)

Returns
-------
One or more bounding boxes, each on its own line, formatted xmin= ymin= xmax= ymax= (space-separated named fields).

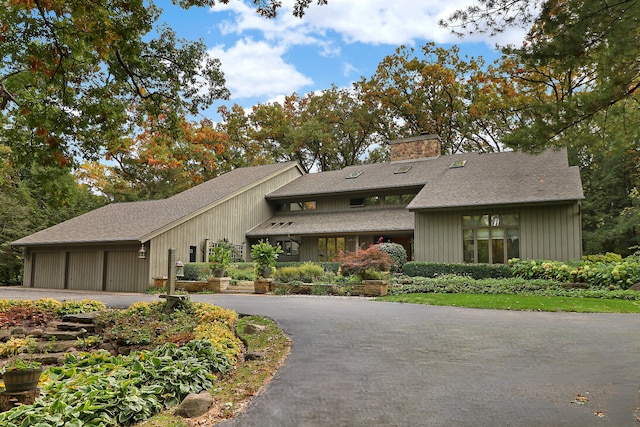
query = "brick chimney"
xmin=390 ymin=133 xmax=442 ymax=161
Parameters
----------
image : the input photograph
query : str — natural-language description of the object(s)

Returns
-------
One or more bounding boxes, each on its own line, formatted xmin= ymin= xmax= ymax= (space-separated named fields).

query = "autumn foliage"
xmin=337 ymin=246 xmax=392 ymax=279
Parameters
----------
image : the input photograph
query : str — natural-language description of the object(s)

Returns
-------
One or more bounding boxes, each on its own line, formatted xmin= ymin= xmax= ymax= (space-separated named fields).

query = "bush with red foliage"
xmin=337 ymin=245 xmax=392 ymax=279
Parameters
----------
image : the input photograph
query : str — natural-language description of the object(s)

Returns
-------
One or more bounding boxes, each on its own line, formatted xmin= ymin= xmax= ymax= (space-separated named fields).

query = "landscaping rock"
xmin=245 ymin=351 xmax=266 ymax=361
xmin=175 ymin=391 xmax=214 ymax=418
xmin=62 ymin=312 xmax=99 ymax=324
xmin=628 ymin=283 xmax=640 ymax=291
xmin=243 ymin=323 xmax=267 ymax=334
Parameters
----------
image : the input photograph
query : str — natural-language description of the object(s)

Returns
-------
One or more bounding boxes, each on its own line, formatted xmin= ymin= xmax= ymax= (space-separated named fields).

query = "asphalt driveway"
xmin=0 ymin=288 xmax=639 ymax=426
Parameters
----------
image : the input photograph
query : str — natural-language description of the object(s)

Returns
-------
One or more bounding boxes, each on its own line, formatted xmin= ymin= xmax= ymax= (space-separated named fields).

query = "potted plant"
xmin=209 ymin=245 xmax=232 ymax=277
xmin=0 ymin=336 xmax=43 ymax=392
xmin=251 ymin=240 xmax=284 ymax=279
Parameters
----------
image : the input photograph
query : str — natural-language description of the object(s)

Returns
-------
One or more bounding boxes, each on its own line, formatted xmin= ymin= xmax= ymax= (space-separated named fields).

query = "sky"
xmin=155 ymin=0 xmax=529 ymax=121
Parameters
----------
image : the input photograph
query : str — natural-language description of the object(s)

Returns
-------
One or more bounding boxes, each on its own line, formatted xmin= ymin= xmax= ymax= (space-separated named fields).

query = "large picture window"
xmin=318 ymin=237 xmax=345 ymax=261
xmin=462 ymin=214 xmax=519 ymax=264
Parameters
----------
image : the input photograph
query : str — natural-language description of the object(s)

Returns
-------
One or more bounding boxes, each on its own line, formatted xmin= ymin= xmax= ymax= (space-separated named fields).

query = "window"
xmin=462 ymin=214 xmax=519 ymax=264
xmin=350 ymin=198 xmax=365 ymax=207
xmin=318 ymin=237 xmax=345 ymax=261
xmin=290 ymin=200 xmax=316 ymax=211
xmin=276 ymin=239 xmax=299 ymax=256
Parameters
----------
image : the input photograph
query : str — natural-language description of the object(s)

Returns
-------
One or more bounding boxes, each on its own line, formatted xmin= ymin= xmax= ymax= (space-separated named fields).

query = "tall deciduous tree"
xmin=0 ymin=146 xmax=103 ymax=284
xmin=218 ymin=86 xmax=383 ymax=173
xmin=442 ymin=0 xmax=639 ymax=150
xmin=357 ymin=43 xmax=507 ymax=153
xmin=77 ymin=117 xmax=228 ymax=201
xmin=1 ymin=0 xmax=229 ymax=166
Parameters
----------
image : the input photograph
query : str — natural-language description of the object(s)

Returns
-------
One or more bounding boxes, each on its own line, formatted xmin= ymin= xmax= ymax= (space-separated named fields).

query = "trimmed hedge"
xmin=389 ymin=275 xmax=640 ymax=300
xmin=402 ymin=262 xmax=511 ymax=279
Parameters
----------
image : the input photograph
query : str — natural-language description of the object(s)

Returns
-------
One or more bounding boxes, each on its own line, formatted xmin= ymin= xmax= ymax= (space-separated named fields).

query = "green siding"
xmin=414 ymin=203 xmax=582 ymax=263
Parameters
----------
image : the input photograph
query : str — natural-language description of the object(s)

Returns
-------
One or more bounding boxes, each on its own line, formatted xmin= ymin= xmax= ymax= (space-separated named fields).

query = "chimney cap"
xmin=389 ymin=133 xmax=441 ymax=145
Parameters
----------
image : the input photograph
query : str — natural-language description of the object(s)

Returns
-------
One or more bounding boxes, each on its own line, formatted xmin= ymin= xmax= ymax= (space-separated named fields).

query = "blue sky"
xmin=155 ymin=0 xmax=528 ymax=121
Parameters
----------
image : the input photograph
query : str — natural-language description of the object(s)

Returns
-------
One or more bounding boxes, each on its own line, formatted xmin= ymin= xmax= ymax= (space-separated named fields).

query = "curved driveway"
xmin=1 ymin=288 xmax=639 ymax=426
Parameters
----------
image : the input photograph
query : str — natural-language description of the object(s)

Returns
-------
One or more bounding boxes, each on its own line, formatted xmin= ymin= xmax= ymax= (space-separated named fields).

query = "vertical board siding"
xmin=67 ymin=251 xmax=102 ymax=291
xmin=32 ymin=252 xmax=65 ymax=289
xmin=414 ymin=203 xmax=582 ymax=263
xmin=148 ymin=167 xmax=302 ymax=285
xmin=414 ymin=212 xmax=462 ymax=263
xmin=105 ymin=249 xmax=148 ymax=293
xmin=520 ymin=203 xmax=581 ymax=262
xmin=28 ymin=244 xmax=148 ymax=292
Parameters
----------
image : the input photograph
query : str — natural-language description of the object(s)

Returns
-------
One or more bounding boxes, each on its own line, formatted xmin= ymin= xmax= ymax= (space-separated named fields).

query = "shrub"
xmin=388 ymin=275 xmax=640 ymax=300
xmin=228 ymin=265 xmax=255 ymax=281
xmin=375 ymin=242 xmax=407 ymax=273
xmin=509 ymin=256 xmax=640 ymax=290
xmin=183 ymin=263 xmax=210 ymax=281
xmin=275 ymin=263 xmax=324 ymax=283
xmin=402 ymin=262 xmax=511 ymax=279
xmin=338 ymin=246 xmax=392 ymax=279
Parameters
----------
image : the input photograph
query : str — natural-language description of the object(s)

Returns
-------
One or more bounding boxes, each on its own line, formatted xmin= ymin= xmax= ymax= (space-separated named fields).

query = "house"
xmin=12 ymin=162 xmax=304 ymax=292
xmin=13 ymin=134 xmax=584 ymax=291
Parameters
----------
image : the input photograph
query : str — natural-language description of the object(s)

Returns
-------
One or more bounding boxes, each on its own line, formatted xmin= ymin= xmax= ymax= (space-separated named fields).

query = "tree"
xmin=77 ymin=117 xmax=228 ymax=201
xmin=0 ymin=146 xmax=104 ymax=284
xmin=576 ymin=103 xmax=640 ymax=255
xmin=357 ymin=43 xmax=507 ymax=154
xmin=442 ymin=0 xmax=640 ymax=150
xmin=218 ymin=86 xmax=384 ymax=173
xmin=1 ymin=0 xmax=229 ymax=166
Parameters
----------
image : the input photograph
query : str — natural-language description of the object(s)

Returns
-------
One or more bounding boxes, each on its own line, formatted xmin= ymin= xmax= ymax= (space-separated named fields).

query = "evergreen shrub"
xmin=402 ymin=262 xmax=511 ymax=279
xmin=375 ymin=242 xmax=407 ymax=273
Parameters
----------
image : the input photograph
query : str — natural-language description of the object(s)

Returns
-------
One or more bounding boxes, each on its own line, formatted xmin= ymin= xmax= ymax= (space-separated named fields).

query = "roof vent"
xmin=449 ymin=160 xmax=467 ymax=169
xmin=394 ymin=165 xmax=412 ymax=174
xmin=346 ymin=171 xmax=363 ymax=179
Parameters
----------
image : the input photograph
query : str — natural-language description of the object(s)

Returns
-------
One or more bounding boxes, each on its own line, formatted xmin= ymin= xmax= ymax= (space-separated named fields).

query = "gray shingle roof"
xmin=267 ymin=149 xmax=583 ymax=210
xmin=407 ymin=148 xmax=584 ymax=210
xmin=13 ymin=162 xmax=301 ymax=246
xmin=247 ymin=209 xmax=414 ymax=237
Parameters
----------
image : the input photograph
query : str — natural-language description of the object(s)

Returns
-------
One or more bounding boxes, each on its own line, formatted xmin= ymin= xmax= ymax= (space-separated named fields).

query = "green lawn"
xmin=378 ymin=293 xmax=640 ymax=313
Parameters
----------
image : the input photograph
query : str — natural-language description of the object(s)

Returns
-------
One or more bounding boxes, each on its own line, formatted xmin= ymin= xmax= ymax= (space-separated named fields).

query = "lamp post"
xmin=163 ymin=248 xmax=187 ymax=312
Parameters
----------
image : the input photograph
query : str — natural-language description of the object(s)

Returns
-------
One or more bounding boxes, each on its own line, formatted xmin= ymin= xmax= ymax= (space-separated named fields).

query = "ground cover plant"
xmin=0 ymin=298 xmax=247 ymax=426
xmin=137 ymin=315 xmax=290 ymax=427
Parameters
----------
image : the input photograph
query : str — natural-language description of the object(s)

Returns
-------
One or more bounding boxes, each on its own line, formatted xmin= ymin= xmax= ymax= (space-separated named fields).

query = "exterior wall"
xmin=149 ymin=167 xmax=302 ymax=285
xmin=519 ymin=203 xmax=582 ymax=262
xmin=25 ymin=244 xmax=149 ymax=292
xmin=414 ymin=203 xmax=582 ymax=263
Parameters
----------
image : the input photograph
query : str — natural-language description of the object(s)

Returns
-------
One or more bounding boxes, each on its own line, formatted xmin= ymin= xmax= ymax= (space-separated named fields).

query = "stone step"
xmin=34 ymin=340 xmax=81 ymax=354
xmin=61 ymin=312 xmax=99 ymax=324
xmin=42 ymin=328 xmax=86 ymax=341
xmin=57 ymin=322 xmax=95 ymax=333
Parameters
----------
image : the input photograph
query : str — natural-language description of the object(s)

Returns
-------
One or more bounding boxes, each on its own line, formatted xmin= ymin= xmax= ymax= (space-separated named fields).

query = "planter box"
xmin=207 ymin=277 xmax=230 ymax=293
xmin=153 ymin=277 xmax=167 ymax=288
xmin=175 ymin=280 xmax=208 ymax=292
xmin=361 ymin=280 xmax=389 ymax=297
xmin=254 ymin=278 xmax=273 ymax=294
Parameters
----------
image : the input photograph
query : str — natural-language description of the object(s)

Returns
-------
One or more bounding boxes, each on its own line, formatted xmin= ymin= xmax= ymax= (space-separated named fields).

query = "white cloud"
xmin=208 ymin=38 xmax=314 ymax=99
xmin=204 ymin=0 xmax=529 ymax=101
xmin=212 ymin=0 xmax=527 ymax=50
